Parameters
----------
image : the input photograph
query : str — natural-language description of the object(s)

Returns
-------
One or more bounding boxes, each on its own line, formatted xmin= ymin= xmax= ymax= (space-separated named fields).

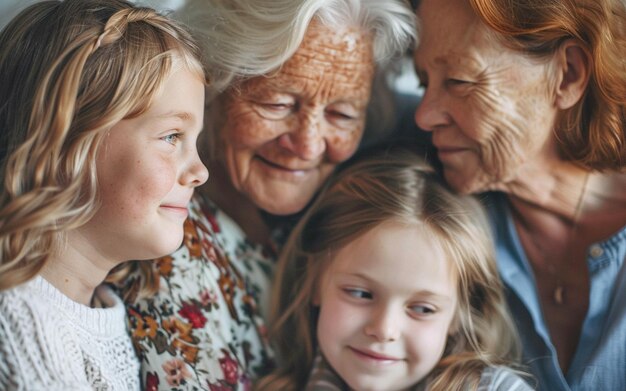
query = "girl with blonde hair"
xmin=259 ymin=148 xmax=531 ymax=390
xmin=0 ymin=0 xmax=208 ymax=388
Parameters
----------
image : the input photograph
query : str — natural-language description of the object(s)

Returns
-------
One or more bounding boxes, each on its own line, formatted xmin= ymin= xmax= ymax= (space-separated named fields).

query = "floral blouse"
xmin=120 ymin=194 xmax=276 ymax=390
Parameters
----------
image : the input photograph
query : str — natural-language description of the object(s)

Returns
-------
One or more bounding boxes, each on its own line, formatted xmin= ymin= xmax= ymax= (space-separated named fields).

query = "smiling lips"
xmin=349 ymin=346 xmax=402 ymax=365
xmin=159 ymin=204 xmax=189 ymax=217
xmin=256 ymin=155 xmax=318 ymax=175
xmin=436 ymin=145 xmax=467 ymax=155
xmin=434 ymin=145 xmax=472 ymax=163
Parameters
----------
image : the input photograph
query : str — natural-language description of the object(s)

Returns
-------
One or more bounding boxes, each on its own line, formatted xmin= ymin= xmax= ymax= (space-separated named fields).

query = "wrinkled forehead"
xmin=274 ymin=20 xmax=374 ymax=88
xmin=416 ymin=0 xmax=478 ymax=26
xmin=417 ymin=0 xmax=482 ymax=46
xmin=296 ymin=19 xmax=374 ymax=67
xmin=414 ymin=0 xmax=506 ymax=68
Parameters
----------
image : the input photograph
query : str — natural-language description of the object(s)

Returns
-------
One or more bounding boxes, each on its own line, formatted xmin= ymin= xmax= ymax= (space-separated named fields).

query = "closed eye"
xmin=261 ymin=102 xmax=294 ymax=111
xmin=446 ymin=78 xmax=472 ymax=86
xmin=253 ymin=101 xmax=296 ymax=120
xmin=327 ymin=110 xmax=356 ymax=120
xmin=326 ymin=105 xmax=361 ymax=129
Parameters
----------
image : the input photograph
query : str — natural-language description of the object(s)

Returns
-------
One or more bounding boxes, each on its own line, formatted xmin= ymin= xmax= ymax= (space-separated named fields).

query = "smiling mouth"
xmin=349 ymin=347 xmax=401 ymax=364
xmin=435 ymin=146 xmax=471 ymax=161
xmin=159 ymin=205 xmax=189 ymax=217
xmin=437 ymin=146 xmax=467 ymax=154
xmin=255 ymin=155 xmax=316 ymax=174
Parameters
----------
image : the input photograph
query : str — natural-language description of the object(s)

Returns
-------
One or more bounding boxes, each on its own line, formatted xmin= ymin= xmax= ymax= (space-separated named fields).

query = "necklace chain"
xmin=551 ymin=172 xmax=590 ymax=306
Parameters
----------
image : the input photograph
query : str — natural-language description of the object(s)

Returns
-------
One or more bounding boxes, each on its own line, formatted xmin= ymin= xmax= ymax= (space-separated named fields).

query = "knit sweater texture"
xmin=0 ymin=276 xmax=140 ymax=390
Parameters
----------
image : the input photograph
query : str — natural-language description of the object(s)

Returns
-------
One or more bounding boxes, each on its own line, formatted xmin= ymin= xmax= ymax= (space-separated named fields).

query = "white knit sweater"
xmin=0 ymin=276 xmax=140 ymax=390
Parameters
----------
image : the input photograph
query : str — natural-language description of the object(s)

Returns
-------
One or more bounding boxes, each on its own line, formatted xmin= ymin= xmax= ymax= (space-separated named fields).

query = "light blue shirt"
xmin=483 ymin=192 xmax=626 ymax=391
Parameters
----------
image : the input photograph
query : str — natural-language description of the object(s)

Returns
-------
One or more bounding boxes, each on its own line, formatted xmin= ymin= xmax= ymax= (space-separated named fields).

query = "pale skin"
xmin=415 ymin=0 xmax=626 ymax=371
xmin=315 ymin=221 xmax=457 ymax=391
xmin=203 ymin=20 xmax=375 ymax=245
xmin=40 ymin=67 xmax=208 ymax=305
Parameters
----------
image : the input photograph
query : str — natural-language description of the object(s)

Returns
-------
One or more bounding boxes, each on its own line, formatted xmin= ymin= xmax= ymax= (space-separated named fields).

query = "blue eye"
xmin=344 ymin=288 xmax=373 ymax=300
xmin=161 ymin=133 xmax=181 ymax=145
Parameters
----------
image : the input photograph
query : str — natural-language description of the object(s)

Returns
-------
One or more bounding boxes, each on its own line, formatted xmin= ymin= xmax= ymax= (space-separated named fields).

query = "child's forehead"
xmin=323 ymin=220 xmax=458 ymax=295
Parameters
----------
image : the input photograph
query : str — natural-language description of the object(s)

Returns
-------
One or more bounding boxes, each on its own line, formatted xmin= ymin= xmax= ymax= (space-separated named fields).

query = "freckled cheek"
xmin=137 ymin=169 xmax=176 ymax=199
xmin=353 ymin=85 xmax=373 ymax=103
xmin=325 ymin=127 xmax=364 ymax=163
xmin=223 ymin=114 xmax=289 ymax=150
xmin=99 ymin=159 xmax=177 ymax=218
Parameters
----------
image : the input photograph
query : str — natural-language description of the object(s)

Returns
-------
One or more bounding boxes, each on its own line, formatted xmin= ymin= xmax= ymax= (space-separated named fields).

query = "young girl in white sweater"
xmin=0 ymin=1 xmax=208 ymax=389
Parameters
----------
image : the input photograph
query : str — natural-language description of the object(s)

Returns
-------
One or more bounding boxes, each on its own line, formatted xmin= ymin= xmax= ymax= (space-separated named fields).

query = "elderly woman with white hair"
xmin=116 ymin=0 xmax=416 ymax=388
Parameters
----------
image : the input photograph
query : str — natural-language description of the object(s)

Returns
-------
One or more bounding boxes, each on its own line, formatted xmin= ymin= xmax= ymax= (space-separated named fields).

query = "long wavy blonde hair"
xmin=258 ymin=148 xmax=522 ymax=390
xmin=0 ymin=0 xmax=204 ymax=292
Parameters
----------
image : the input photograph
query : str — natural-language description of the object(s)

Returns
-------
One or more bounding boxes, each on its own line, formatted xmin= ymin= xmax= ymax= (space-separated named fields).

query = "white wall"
xmin=0 ymin=0 xmax=186 ymax=31
xmin=0 ymin=0 xmax=40 ymax=30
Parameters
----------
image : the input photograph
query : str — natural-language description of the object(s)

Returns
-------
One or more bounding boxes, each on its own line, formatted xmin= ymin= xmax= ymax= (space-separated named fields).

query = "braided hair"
xmin=0 ymin=0 xmax=204 ymax=291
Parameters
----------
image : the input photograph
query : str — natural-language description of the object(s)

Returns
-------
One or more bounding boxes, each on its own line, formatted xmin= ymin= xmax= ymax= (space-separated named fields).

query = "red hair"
xmin=470 ymin=0 xmax=626 ymax=171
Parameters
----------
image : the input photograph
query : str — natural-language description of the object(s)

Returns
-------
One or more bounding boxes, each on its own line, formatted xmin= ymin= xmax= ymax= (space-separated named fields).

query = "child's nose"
xmin=364 ymin=306 xmax=401 ymax=342
xmin=181 ymin=149 xmax=209 ymax=187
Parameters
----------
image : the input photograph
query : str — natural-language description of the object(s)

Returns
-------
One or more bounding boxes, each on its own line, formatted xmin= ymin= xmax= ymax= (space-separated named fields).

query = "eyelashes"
xmin=341 ymin=287 xmax=438 ymax=318
xmin=161 ymin=132 xmax=182 ymax=145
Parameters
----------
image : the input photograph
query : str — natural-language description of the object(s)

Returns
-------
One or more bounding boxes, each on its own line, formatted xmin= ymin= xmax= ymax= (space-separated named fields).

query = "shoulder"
xmin=0 ymin=279 xmax=60 ymax=327
xmin=0 ymin=282 xmax=90 ymax=388
xmin=477 ymin=366 xmax=534 ymax=391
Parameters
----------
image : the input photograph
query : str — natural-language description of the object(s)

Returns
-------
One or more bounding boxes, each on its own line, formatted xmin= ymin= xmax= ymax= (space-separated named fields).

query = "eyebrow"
xmin=253 ymin=77 xmax=370 ymax=103
xmin=414 ymin=55 xmax=451 ymax=70
xmin=417 ymin=50 xmax=484 ymax=70
xmin=156 ymin=111 xmax=196 ymax=123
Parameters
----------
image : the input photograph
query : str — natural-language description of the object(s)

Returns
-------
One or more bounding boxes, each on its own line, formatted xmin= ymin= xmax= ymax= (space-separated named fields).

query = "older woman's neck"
xmin=200 ymin=161 xmax=272 ymax=246
xmin=502 ymin=160 xmax=590 ymax=222
xmin=505 ymin=159 xmax=626 ymax=236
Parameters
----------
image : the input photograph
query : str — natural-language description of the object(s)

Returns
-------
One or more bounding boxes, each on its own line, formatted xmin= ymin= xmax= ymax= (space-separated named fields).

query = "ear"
xmin=554 ymin=40 xmax=590 ymax=110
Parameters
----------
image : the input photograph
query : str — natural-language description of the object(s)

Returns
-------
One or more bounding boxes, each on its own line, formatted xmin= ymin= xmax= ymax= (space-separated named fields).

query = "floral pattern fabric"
xmin=120 ymin=194 xmax=276 ymax=390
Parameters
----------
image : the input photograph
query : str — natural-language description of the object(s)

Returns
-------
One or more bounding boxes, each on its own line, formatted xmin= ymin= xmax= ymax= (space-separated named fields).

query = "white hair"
xmin=177 ymin=0 xmax=417 ymax=91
